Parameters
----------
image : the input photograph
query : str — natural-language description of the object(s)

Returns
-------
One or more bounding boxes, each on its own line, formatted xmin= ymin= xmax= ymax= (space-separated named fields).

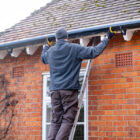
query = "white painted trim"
xmin=0 ymin=50 xmax=8 ymax=59
xmin=100 ymin=35 xmax=106 ymax=41
xmin=85 ymin=82 xmax=88 ymax=140
xmin=42 ymin=69 xmax=88 ymax=140
xmin=123 ymin=30 xmax=135 ymax=41
xmin=11 ymin=48 xmax=23 ymax=57
xmin=42 ymin=75 xmax=48 ymax=140
xmin=80 ymin=38 xmax=90 ymax=46
xmin=26 ymin=45 xmax=39 ymax=55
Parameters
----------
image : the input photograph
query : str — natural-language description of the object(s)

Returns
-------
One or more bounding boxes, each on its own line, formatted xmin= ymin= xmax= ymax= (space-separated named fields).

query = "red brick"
xmin=136 ymin=132 xmax=140 ymax=137
xmin=134 ymin=65 xmax=140 ymax=71
xmin=136 ymin=110 xmax=140 ymax=115
xmin=124 ymin=104 xmax=138 ymax=109
xmin=133 ymin=76 xmax=140 ymax=82
xmin=98 ymin=95 xmax=115 ymax=100
xmin=116 ymin=83 xmax=134 ymax=88
xmin=125 ymin=93 xmax=140 ymax=99
xmin=101 ymin=116 xmax=123 ymax=121
xmin=127 ymin=99 xmax=135 ymax=104
xmin=106 ymin=132 xmax=113 ymax=137
xmin=135 ymin=61 xmax=140 ymax=66
xmin=101 ymin=84 xmax=115 ymax=90
xmin=135 ymin=38 xmax=140 ymax=44
xmin=34 ymin=136 xmax=42 ymax=140
xmin=99 ymin=126 xmax=116 ymax=131
xmin=121 ymin=40 xmax=135 ymax=46
xmin=124 ymin=138 xmax=140 ymax=140
xmin=112 ymin=99 xmax=125 ymax=105
xmin=89 ymin=126 xmax=98 ymax=131
xmin=88 ymin=116 xmax=98 ymax=120
xmin=105 ymin=121 xmax=112 ymax=126
xmin=127 ymin=77 xmax=133 ymax=82
xmin=113 ymin=121 xmax=127 ymax=126
xmin=135 ymin=99 xmax=140 ymax=104
xmin=117 ymin=127 xmax=124 ymax=131
xmin=121 ymin=72 xmax=137 ymax=77
xmin=134 ymin=54 xmax=140 ymax=60
xmin=136 ymin=121 xmax=140 ymax=126
xmin=127 ymin=110 xmax=136 ymax=115
xmin=113 ymin=131 xmax=127 ymax=137
xmin=124 ymin=116 xmax=137 ymax=120
xmin=91 ymin=121 xmax=105 ymax=126
xmin=111 ymin=88 xmax=126 ymax=94
xmin=113 ymin=110 xmax=127 ymax=115
xmin=104 ymin=110 xmax=113 ymax=115
xmin=92 ymin=111 xmax=105 ymax=115
xmin=100 ymin=104 xmax=123 ymax=110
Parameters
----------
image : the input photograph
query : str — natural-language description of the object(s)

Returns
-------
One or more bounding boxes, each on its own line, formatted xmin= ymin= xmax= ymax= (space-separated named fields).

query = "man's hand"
xmin=47 ymin=37 xmax=54 ymax=47
xmin=106 ymin=27 xmax=115 ymax=39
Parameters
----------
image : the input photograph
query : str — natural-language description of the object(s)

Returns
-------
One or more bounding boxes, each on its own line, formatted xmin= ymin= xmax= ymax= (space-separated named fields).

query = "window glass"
xmin=78 ymin=103 xmax=84 ymax=122
xmin=74 ymin=125 xmax=84 ymax=140
xmin=46 ymin=79 xmax=50 ymax=97
xmin=46 ymin=125 xmax=50 ymax=139
xmin=46 ymin=104 xmax=52 ymax=122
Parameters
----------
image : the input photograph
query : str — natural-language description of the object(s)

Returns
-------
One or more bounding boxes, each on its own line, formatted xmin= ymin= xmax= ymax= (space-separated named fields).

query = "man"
xmin=41 ymin=28 xmax=114 ymax=140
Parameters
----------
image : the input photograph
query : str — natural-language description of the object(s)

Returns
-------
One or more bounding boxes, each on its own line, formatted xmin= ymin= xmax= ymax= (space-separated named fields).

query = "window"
xmin=42 ymin=69 xmax=88 ymax=140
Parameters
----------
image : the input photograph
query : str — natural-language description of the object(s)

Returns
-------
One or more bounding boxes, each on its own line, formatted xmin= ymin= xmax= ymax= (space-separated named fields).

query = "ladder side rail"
xmin=69 ymin=59 xmax=92 ymax=140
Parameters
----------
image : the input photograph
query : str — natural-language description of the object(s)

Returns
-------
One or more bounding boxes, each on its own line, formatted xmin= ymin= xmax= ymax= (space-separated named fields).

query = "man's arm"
xmin=76 ymin=29 xmax=115 ymax=60
xmin=41 ymin=45 xmax=49 ymax=64
xmin=76 ymin=38 xmax=109 ymax=60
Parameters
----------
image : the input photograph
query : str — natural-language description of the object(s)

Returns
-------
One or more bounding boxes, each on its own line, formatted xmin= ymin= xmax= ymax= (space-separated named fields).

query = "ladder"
xmin=69 ymin=59 xmax=92 ymax=140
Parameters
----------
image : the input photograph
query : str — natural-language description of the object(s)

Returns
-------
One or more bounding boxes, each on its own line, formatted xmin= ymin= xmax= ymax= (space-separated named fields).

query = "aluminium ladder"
xmin=69 ymin=59 xmax=92 ymax=140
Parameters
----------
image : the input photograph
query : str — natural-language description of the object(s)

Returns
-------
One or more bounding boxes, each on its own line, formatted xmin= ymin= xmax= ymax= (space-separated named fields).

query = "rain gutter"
xmin=0 ymin=19 xmax=140 ymax=51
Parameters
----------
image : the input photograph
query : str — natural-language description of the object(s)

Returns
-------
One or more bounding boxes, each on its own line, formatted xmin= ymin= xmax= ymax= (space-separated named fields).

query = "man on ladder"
xmin=41 ymin=28 xmax=115 ymax=140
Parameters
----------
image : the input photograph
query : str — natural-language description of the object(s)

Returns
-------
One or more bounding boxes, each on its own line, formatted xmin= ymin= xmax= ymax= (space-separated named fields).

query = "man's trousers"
xmin=47 ymin=90 xmax=78 ymax=140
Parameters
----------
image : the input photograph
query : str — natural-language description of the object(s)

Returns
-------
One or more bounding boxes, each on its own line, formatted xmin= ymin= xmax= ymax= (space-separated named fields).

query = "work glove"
xmin=47 ymin=37 xmax=55 ymax=47
xmin=106 ymin=27 xmax=115 ymax=39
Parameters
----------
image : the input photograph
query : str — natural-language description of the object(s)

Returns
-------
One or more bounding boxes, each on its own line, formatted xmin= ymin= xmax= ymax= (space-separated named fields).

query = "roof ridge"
xmin=30 ymin=0 xmax=59 ymax=16
xmin=0 ymin=0 xmax=59 ymax=34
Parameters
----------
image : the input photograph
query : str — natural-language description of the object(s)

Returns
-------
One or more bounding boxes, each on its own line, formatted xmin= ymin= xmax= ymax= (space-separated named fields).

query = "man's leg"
xmin=55 ymin=90 xmax=78 ymax=140
xmin=47 ymin=91 xmax=64 ymax=140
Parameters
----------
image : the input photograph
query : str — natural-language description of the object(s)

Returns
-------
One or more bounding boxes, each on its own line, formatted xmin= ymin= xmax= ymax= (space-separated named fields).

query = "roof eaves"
xmin=0 ymin=19 xmax=140 ymax=51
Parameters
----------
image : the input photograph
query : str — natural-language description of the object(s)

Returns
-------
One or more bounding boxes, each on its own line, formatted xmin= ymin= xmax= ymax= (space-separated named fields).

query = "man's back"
xmin=47 ymin=39 xmax=82 ymax=91
xmin=42 ymin=37 xmax=109 ymax=91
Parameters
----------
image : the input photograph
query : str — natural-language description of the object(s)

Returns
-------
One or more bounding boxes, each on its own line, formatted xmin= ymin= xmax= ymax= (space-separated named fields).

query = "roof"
xmin=0 ymin=0 xmax=140 ymax=44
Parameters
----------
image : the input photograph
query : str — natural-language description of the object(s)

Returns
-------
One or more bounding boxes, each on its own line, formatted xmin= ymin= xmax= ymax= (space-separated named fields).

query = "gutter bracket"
xmin=80 ymin=38 xmax=90 ymax=46
xmin=11 ymin=48 xmax=24 ymax=57
xmin=123 ymin=30 xmax=135 ymax=41
xmin=26 ymin=45 xmax=39 ymax=55
xmin=0 ymin=51 xmax=8 ymax=59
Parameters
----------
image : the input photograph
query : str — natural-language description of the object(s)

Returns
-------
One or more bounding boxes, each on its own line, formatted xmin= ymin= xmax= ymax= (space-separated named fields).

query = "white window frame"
xmin=42 ymin=70 xmax=88 ymax=140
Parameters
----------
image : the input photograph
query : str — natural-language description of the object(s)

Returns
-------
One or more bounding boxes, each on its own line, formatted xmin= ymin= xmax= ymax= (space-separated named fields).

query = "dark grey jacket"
xmin=41 ymin=39 xmax=109 ymax=91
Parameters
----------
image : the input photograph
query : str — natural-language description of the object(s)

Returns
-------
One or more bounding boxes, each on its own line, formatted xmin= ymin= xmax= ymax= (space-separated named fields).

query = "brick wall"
xmin=88 ymin=30 xmax=140 ymax=140
xmin=0 ymin=31 xmax=139 ymax=140
xmin=0 ymin=47 xmax=48 ymax=140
